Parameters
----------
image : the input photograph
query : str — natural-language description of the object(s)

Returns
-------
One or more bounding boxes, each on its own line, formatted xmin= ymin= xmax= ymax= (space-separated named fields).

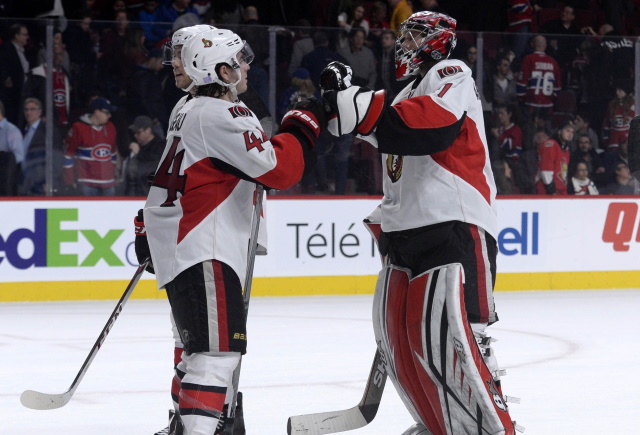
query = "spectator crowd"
xmin=0 ymin=0 xmax=639 ymax=196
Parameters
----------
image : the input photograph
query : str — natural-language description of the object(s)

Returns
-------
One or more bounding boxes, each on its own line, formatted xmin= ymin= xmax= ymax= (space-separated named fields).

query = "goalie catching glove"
xmin=134 ymin=209 xmax=154 ymax=274
xmin=279 ymin=97 xmax=326 ymax=148
xmin=320 ymin=61 xmax=353 ymax=93
xmin=320 ymin=61 xmax=386 ymax=137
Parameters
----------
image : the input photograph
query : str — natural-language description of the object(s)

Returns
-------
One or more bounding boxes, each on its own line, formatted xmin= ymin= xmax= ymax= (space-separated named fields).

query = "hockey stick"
xmin=222 ymin=184 xmax=264 ymax=435
xmin=243 ymin=184 xmax=264 ymax=307
xmin=20 ymin=260 xmax=150 ymax=410
xmin=287 ymin=215 xmax=388 ymax=434
xmin=287 ymin=348 xmax=387 ymax=435
xmin=222 ymin=82 xmax=271 ymax=435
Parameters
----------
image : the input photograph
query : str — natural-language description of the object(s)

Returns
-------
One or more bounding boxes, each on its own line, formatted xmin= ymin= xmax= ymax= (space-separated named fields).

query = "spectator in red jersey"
xmin=492 ymin=104 xmax=522 ymax=160
xmin=491 ymin=104 xmax=532 ymax=193
xmin=516 ymin=35 xmax=562 ymax=115
xmin=517 ymin=35 xmax=562 ymax=154
xmin=63 ymin=97 xmax=119 ymax=196
xmin=535 ymin=121 xmax=574 ymax=195
xmin=22 ymin=35 xmax=71 ymax=134
xmin=603 ymin=80 xmax=635 ymax=150
xmin=506 ymin=0 xmax=533 ymax=60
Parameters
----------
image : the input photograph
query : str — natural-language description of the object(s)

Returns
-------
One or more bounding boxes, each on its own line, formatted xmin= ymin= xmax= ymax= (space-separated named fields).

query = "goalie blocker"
xmin=373 ymin=263 xmax=518 ymax=435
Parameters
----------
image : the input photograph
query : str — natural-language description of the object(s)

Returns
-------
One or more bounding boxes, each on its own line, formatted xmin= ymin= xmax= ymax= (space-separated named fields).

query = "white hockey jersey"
xmin=369 ymin=59 xmax=498 ymax=238
xmin=144 ymin=96 xmax=305 ymax=288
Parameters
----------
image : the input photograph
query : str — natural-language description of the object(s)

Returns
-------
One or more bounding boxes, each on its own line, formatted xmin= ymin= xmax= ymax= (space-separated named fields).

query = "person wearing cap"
xmin=124 ymin=115 xmax=165 ymax=196
xmin=63 ymin=97 xmax=119 ymax=196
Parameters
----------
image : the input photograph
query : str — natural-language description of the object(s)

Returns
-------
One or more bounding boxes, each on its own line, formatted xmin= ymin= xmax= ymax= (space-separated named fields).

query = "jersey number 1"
xmin=153 ymin=137 xmax=186 ymax=206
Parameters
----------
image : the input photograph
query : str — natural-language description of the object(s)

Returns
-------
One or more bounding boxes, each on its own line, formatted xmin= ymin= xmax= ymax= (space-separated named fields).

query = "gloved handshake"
xmin=319 ymin=61 xmax=386 ymax=137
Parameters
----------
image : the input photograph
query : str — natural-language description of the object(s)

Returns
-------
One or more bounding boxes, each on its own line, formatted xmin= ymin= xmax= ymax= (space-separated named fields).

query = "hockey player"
xmin=135 ymin=27 xmax=324 ymax=434
xmin=320 ymin=11 xmax=519 ymax=435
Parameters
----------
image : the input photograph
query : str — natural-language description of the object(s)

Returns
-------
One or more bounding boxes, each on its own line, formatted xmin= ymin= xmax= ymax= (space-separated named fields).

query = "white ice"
xmin=2 ymin=289 xmax=639 ymax=434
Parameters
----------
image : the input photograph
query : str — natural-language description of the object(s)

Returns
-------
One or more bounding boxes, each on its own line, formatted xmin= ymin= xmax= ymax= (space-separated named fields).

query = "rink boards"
xmin=1 ymin=196 xmax=640 ymax=301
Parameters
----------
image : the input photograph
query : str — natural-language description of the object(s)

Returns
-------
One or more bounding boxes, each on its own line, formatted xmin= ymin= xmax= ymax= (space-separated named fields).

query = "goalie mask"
xmin=181 ymin=28 xmax=255 ymax=98
xmin=395 ymin=11 xmax=457 ymax=80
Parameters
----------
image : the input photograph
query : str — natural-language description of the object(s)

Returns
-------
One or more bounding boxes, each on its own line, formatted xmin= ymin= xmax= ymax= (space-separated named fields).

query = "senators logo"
xmin=202 ymin=38 xmax=213 ymax=47
xmin=386 ymin=154 xmax=403 ymax=183
xmin=437 ymin=65 xmax=463 ymax=79
xmin=228 ymin=105 xmax=254 ymax=118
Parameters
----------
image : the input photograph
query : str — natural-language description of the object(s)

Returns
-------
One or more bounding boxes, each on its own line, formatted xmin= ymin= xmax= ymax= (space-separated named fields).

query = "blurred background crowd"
xmin=0 ymin=0 xmax=638 ymax=197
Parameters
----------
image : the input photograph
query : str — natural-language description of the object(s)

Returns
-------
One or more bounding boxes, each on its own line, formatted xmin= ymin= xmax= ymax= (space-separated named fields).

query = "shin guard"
xmin=178 ymin=352 xmax=241 ymax=435
xmin=406 ymin=263 xmax=515 ymax=435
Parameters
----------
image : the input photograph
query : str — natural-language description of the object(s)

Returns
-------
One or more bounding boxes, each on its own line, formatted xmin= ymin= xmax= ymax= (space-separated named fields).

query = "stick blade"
xmin=287 ymin=407 xmax=369 ymax=435
xmin=20 ymin=389 xmax=71 ymax=410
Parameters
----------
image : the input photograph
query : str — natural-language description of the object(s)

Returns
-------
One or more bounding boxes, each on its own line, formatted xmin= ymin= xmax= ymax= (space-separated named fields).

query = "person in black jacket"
xmin=125 ymin=47 xmax=169 ymax=133
xmin=19 ymin=97 xmax=65 ymax=195
xmin=123 ymin=115 xmax=165 ymax=196
xmin=0 ymin=23 xmax=32 ymax=124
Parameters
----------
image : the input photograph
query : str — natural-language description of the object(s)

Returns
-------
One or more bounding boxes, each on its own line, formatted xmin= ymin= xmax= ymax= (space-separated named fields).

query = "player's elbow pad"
xmin=326 ymin=87 xmax=386 ymax=137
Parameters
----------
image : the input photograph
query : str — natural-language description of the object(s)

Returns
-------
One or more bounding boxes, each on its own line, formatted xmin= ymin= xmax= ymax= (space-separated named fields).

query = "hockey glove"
xmin=320 ymin=61 xmax=353 ymax=94
xmin=322 ymin=86 xmax=387 ymax=137
xmin=279 ymin=97 xmax=326 ymax=147
xmin=134 ymin=209 xmax=155 ymax=274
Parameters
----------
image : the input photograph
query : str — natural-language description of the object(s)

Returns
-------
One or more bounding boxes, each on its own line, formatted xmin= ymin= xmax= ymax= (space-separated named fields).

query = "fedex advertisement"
xmin=1 ymin=197 xmax=639 ymax=290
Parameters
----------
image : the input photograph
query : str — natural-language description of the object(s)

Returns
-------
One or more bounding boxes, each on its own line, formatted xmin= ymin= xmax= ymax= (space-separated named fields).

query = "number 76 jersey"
xmin=516 ymin=50 xmax=561 ymax=108
xmin=144 ymin=95 xmax=305 ymax=289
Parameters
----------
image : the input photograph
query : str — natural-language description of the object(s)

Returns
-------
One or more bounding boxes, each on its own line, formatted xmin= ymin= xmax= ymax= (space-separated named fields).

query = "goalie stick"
xmin=287 ymin=348 xmax=387 ymax=435
xmin=20 ymin=260 xmax=149 ymax=410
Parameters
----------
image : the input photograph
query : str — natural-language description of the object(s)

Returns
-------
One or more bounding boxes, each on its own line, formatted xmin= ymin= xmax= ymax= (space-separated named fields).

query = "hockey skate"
xmin=400 ymin=423 xmax=433 ymax=435
xmin=154 ymin=409 xmax=183 ymax=435
xmin=223 ymin=391 xmax=245 ymax=435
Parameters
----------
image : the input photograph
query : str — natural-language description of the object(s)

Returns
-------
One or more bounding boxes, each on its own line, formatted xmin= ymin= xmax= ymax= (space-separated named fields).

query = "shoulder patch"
xmin=437 ymin=65 xmax=463 ymax=79
xmin=228 ymin=105 xmax=254 ymax=118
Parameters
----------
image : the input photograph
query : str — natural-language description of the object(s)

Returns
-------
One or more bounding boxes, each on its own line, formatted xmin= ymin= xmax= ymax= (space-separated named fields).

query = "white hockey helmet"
xmin=162 ymin=24 xmax=217 ymax=65
xmin=181 ymin=28 xmax=254 ymax=98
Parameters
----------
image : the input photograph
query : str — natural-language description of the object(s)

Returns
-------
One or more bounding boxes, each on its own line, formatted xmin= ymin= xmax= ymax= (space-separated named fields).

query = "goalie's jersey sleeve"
xmin=374 ymin=59 xmax=497 ymax=238
xmin=144 ymin=97 xmax=304 ymax=289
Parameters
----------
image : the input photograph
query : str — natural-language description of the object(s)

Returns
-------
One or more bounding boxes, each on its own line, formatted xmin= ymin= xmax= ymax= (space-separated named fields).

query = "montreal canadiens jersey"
xmin=144 ymin=96 xmax=303 ymax=288
xmin=516 ymin=51 xmax=561 ymax=108
xmin=370 ymin=59 xmax=498 ymax=238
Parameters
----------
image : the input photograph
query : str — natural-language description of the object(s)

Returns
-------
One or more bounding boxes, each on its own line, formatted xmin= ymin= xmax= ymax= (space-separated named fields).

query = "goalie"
xmin=320 ymin=11 xmax=520 ymax=435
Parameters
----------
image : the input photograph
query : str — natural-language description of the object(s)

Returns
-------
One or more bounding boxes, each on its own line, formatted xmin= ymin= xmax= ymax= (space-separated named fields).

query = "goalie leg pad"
xmin=407 ymin=263 xmax=515 ymax=435
xmin=372 ymin=265 xmax=446 ymax=433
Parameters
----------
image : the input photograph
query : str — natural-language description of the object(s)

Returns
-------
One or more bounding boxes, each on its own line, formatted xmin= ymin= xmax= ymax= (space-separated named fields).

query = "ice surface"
xmin=2 ymin=290 xmax=639 ymax=434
